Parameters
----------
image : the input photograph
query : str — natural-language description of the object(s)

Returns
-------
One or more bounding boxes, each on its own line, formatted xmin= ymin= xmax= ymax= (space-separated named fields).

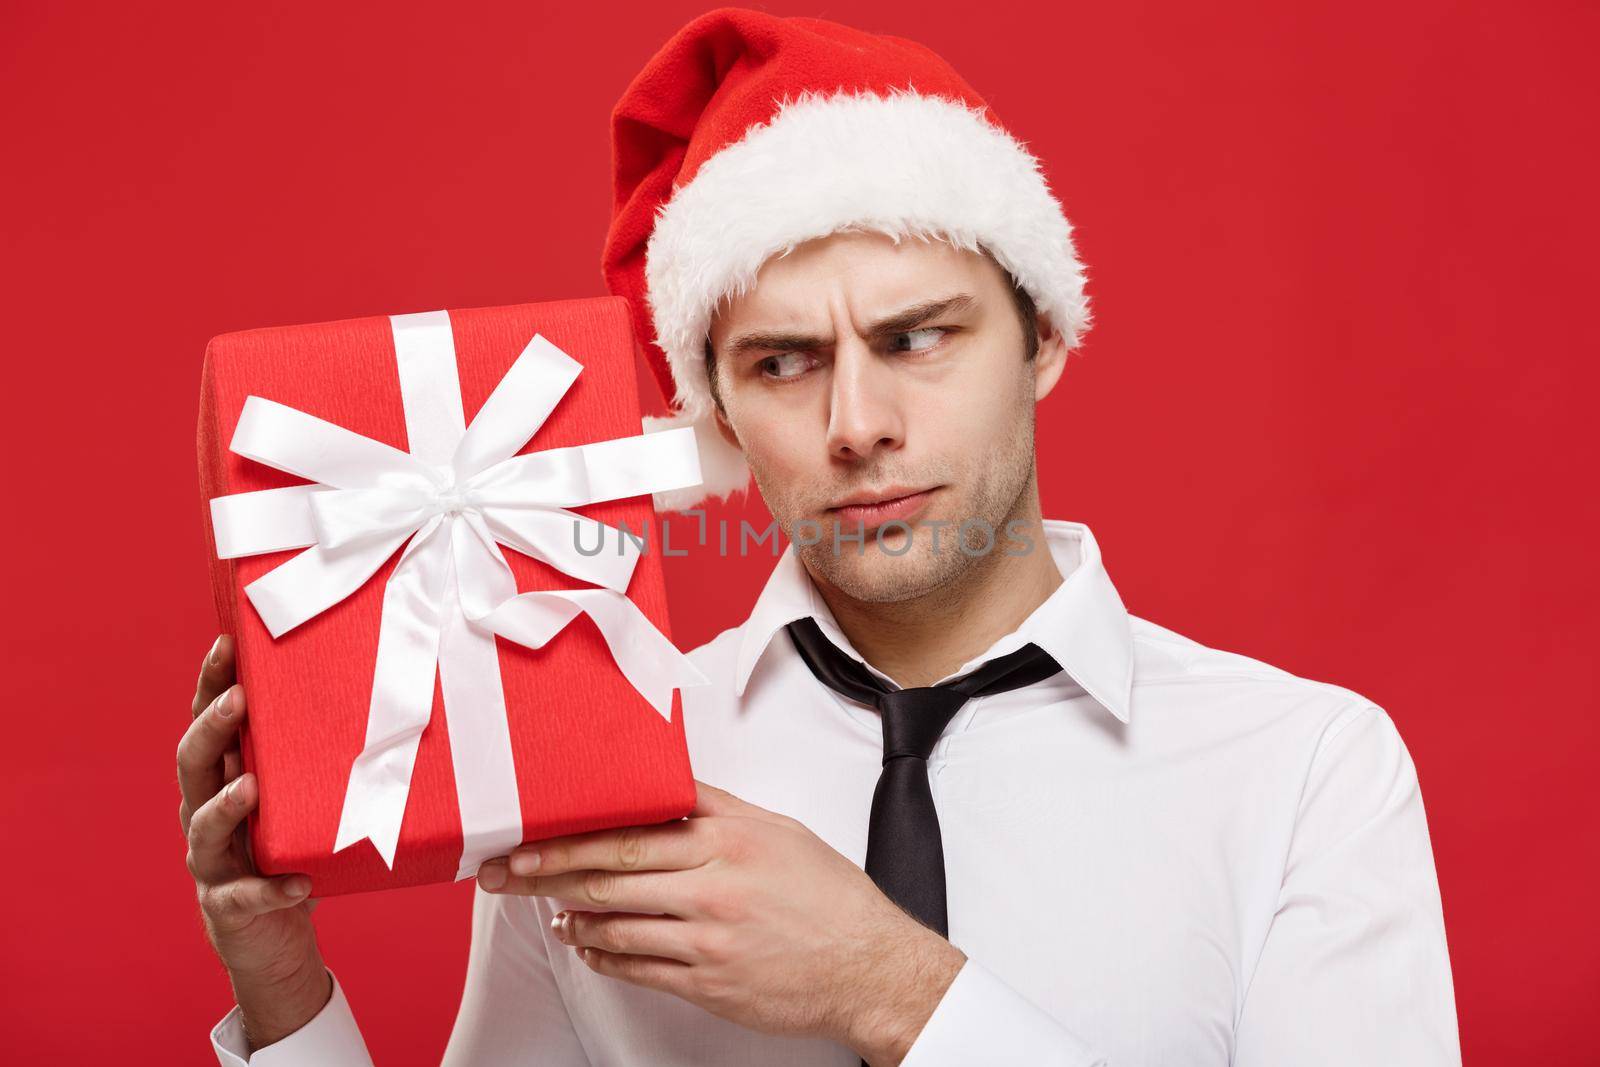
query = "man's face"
xmin=707 ymin=231 xmax=1067 ymax=603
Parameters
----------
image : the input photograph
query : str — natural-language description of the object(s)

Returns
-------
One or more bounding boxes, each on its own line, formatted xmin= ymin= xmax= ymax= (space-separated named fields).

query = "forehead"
xmin=710 ymin=231 xmax=1004 ymax=335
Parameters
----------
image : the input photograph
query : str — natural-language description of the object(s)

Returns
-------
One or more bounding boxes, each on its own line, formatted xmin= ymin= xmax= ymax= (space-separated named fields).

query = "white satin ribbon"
xmin=210 ymin=311 xmax=709 ymax=878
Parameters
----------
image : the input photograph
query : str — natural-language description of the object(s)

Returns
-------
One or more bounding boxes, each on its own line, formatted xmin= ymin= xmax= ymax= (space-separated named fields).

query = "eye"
xmin=758 ymin=351 xmax=815 ymax=380
xmin=888 ymin=327 xmax=947 ymax=354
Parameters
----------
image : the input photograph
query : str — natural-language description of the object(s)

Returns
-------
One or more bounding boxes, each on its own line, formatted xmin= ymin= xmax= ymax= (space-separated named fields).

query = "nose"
xmin=826 ymin=336 xmax=904 ymax=463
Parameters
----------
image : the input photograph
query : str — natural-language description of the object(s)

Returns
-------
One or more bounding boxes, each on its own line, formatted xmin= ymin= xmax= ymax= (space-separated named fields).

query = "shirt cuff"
xmin=211 ymin=968 xmax=374 ymax=1066
xmin=900 ymin=957 xmax=1105 ymax=1067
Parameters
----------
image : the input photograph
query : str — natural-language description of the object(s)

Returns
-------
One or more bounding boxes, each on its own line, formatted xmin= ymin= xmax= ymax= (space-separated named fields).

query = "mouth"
xmin=826 ymin=486 xmax=940 ymax=532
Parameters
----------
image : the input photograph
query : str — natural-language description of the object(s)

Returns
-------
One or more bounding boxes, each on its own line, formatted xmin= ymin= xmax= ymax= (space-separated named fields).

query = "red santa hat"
xmin=602 ymin=7 xmax=1092 ymax=511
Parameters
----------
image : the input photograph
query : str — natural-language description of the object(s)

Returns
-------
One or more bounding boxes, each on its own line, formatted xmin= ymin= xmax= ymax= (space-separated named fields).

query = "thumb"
xmin=691 ymin=779 xmax=780 ymax=821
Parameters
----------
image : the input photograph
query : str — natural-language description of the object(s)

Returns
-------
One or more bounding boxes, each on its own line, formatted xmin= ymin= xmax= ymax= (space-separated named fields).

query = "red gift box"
xmin=196 ymin=297 xmax=703 ymax=897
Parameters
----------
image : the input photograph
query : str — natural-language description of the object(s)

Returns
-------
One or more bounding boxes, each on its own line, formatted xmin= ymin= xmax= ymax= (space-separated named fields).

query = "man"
xmin=181 ymin=8 xmax=1460 ymax=1064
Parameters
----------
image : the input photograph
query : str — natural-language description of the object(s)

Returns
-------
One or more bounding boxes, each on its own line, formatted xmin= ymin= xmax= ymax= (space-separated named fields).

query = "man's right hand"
xmin=179 ymin=634 xmax=332 ymax=1052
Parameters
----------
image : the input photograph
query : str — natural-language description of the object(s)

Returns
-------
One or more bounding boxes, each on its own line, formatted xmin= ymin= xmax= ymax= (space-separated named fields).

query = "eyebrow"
xmin=720 ymin=292 xmax=980 ymax=359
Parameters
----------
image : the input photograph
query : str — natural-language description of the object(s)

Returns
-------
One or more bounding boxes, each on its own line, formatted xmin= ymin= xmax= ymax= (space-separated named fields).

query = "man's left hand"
xmin=476 ymin=780 xmax=966 ymax=1066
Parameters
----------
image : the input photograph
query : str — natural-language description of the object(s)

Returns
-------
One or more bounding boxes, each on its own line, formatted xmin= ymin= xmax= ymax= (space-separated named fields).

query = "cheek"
xmin=912 ymin=370 xmax=1025 ymax=457
xmin=726 ymin=399 xmax=816 ymax=484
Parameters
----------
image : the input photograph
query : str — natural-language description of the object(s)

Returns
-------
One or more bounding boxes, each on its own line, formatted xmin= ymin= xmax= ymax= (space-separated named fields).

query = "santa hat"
xmin=602 ymin=7 xmax=1092 ymax=512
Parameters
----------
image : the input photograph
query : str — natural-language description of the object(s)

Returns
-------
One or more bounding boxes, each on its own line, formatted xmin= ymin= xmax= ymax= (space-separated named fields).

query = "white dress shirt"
xmin=211 ymin=519 xmax=1460 ymax=1065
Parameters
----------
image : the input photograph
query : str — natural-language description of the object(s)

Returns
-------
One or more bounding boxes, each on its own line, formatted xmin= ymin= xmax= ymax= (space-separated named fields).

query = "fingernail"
xmin=227 ymin=776 xmax=245 ymax=802
xmin=285 ymin=877 xmax=310 ymax=899
xmin=216 ymin=688 xmax=236 ymax=718
xmin=510 ymin=850 xmax=542 ymax=877
xmin=478 ymin=862 xmax=507 ymax=890
xmin=208 ymin=636 xmax=223 ymax=666
xmin=550 ymin=910 xmax=570 ymax=941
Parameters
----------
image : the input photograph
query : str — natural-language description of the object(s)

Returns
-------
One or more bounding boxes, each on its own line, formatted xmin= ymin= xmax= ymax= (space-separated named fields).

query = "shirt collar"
xmin=732 ymin=519 xmax=1134 ymax=723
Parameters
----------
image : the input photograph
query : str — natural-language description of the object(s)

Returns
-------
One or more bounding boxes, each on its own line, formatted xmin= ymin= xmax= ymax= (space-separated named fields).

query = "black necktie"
xmin=785 ymin=616 xmax=1063 ymax=939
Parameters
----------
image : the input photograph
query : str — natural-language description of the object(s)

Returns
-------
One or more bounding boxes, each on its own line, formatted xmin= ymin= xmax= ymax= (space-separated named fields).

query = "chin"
xmin=799 ymin=520 xmax=970 ymax=604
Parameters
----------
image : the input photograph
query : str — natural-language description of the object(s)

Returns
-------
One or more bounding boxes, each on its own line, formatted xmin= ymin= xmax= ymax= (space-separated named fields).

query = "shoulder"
xmin=1129 ymin=613 xmax=1376 ymax=709
xmin=1123 ymin=613 xmax=1413 ymax=772
xmin=1119 ymin=615 xmax=1437 ymax=844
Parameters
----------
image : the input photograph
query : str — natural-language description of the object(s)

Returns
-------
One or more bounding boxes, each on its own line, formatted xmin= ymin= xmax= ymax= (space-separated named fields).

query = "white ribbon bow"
xmin=210 ymin=310 xmax=709 ymax=878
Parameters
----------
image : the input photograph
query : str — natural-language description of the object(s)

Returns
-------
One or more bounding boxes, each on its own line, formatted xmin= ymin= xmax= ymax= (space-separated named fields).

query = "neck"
xmin=809 ymin=496 xmax=1062 ymax=689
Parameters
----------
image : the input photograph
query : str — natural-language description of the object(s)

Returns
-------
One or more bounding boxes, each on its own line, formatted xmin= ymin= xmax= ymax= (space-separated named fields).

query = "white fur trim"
xmin=643 ymin=86 xmax=1093 ymax=428
xmin=641 ymin=409 xmax=752 ymax=512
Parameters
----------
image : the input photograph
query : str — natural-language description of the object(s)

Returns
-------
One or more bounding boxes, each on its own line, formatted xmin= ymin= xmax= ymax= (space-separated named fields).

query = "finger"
xmin=177 ymin=685 xmax=246 ymax=818
xmin=551 ymin=910 xmax=701 ymax=964
xmin=187 ymin=771 xmax=257 ymax=885
xmin=202 ymin=872 xmax=313 ymax=932
xmin=575 ymin=945 xmax=694 ymax=997
xmin=192 ymin=635 xmax=236 ymax=718
xmin=508 ymin=819 xmax=708 ymax=878
xmin=478 ymin=864 xmax=698 ymax=916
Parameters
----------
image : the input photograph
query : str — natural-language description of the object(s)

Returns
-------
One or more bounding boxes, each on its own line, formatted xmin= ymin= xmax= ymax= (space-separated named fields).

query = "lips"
xmin=827 ymin=487 xmax=938 ymax=531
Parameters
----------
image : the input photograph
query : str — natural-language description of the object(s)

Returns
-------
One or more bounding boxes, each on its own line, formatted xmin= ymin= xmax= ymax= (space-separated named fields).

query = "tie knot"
xmin=783 ymin=617 xmax=1065 ymax=766
xmin=877 ymin=687 xmax=971 ymax=762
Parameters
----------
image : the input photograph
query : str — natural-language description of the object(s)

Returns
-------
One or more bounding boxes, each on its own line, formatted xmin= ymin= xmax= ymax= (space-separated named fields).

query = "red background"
xmin=2 ymin=2 xmax=1594 ymax=1063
